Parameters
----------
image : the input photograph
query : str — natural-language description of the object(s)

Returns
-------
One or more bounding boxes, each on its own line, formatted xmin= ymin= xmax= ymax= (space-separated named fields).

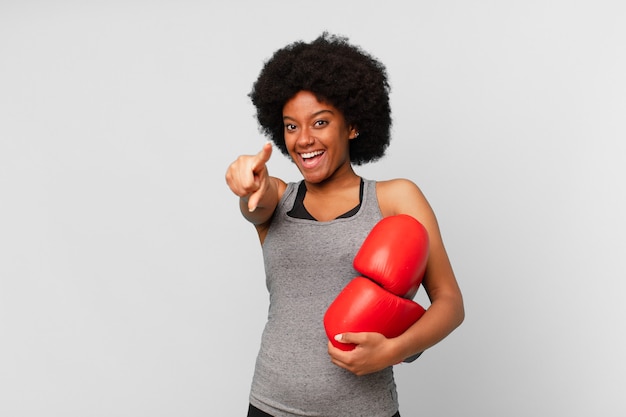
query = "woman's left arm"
xmin=328 ymin=178 xmax=464 ymax=375
xmin=385 ymin=178 xmax=465 ymax=361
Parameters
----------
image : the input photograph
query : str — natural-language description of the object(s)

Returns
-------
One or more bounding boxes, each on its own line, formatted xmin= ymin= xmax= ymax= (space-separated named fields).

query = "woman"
xmin=226 ymin=32 xmax=464 ymax=417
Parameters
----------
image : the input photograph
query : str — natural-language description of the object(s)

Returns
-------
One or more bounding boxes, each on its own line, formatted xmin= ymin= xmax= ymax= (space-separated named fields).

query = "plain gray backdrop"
xmin=1 ymin=1 xmax=624 ymax=416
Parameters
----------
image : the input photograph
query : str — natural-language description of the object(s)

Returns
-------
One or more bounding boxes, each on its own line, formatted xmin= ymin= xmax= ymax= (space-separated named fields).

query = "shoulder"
xmin=375 ymin=179 xmax=445 ymax=257
xmin=375 ymin=178 xmax=432 ymax=219
xmin=273 ymin=176 xmax=289 ymax=199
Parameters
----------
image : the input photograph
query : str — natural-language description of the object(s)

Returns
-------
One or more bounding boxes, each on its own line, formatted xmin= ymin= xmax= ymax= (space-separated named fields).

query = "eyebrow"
xmin=283 ymin=109 xmax=335 ymax=121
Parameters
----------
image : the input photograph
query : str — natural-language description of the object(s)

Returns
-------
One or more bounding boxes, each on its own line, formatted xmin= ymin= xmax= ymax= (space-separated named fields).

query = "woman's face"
xmin=282 ymin=90 xmax=358 ymax=184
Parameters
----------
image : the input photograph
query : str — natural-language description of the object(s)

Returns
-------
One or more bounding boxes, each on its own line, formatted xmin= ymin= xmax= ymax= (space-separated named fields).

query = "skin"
xmin=225 ymin=90 xmax=464 ymax=376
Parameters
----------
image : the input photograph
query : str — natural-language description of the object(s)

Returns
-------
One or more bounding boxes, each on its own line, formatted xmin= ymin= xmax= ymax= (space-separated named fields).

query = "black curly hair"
xmin=249 ymin=32 xmax=392 ymax=165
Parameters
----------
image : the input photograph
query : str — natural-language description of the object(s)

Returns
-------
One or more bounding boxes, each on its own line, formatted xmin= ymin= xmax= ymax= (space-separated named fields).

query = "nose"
xmin=296 ymin=127 xmax=314 ymax=146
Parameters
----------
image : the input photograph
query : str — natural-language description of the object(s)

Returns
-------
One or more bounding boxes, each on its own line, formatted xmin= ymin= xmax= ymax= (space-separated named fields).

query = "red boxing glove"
xmin=324 ymin=277 xmax=426 ymax=351
xmin=353 ymin=214 xmax=429 ymax=300
xmin=324 ymin=214 xmax=430 ymax=353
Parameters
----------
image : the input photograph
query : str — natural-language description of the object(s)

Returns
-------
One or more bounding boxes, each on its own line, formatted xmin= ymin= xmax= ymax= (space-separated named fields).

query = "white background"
xmin=1 ymin=1 xmax=625 ymax=416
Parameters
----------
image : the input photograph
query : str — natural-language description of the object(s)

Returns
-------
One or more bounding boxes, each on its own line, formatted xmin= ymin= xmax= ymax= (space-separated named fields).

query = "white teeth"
xmin=301 ymin=150 xmax=324 ymax=159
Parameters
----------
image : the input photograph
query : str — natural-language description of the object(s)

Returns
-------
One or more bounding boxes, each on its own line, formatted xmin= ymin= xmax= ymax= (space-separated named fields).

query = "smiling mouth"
xmin=301 ymin=150 xmax=324 ymax=159
xmin=299 ymin=150 xmax=325 ymax=168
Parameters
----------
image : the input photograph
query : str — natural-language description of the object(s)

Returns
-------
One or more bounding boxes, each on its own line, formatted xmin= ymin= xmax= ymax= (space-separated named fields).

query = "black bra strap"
xmin=287 ymin=178 xmax=363 ymax=221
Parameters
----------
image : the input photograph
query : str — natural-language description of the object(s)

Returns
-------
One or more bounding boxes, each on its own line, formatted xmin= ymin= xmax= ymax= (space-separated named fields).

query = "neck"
xmin=304 ymin=167 xmax=360 ymax=195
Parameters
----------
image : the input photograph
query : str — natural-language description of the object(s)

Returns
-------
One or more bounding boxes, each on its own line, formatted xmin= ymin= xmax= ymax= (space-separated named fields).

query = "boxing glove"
xmin=324 ymin=277 xmax=426 ymax=351
xmin=353 ymin=214 xmax=429 ymax=300
xmin=324 ymin=214 xmax=430 ymax=360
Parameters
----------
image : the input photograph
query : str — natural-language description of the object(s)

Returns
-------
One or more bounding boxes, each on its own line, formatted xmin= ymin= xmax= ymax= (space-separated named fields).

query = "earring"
xmin=354 ymin=132 xmax=360 ymax=139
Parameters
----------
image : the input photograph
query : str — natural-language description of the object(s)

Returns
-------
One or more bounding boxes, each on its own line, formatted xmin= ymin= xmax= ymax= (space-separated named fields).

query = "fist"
xmin=225 ymin=142 xmax=272 ymax=211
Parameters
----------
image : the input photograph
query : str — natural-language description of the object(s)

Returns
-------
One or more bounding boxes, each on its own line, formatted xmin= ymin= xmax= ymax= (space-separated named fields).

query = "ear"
xmin=348 ymin=126 xmax=360 ymax=140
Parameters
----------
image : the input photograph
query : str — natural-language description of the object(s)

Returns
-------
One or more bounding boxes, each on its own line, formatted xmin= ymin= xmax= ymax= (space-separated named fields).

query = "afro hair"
xmin=249 ymin=32 xmax=392 ymax=165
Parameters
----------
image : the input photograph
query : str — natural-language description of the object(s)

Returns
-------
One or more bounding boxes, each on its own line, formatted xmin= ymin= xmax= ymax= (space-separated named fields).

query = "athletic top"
xmin=249 ymin=178 xmax=400 ymax=417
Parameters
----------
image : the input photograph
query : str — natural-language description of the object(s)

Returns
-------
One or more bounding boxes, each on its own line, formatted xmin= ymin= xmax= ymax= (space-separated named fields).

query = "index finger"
xmin=254 ymin=142 xmax=273 ymax=166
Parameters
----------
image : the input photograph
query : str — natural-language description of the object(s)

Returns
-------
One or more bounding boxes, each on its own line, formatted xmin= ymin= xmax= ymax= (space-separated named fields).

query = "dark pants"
xmin=248 ymin=404 xmax=401 ymax=417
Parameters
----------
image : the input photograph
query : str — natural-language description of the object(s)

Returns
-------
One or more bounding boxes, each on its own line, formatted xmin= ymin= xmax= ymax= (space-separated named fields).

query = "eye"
xmin=284 ymin=123 xmax=297 ymax=132
xmin=314 ymin=120 xmax=328 ymax=128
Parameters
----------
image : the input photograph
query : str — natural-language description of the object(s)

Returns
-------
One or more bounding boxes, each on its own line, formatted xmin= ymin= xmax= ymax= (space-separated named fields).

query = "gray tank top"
xmin=249 ymin=179 xmax=400 ymax=417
